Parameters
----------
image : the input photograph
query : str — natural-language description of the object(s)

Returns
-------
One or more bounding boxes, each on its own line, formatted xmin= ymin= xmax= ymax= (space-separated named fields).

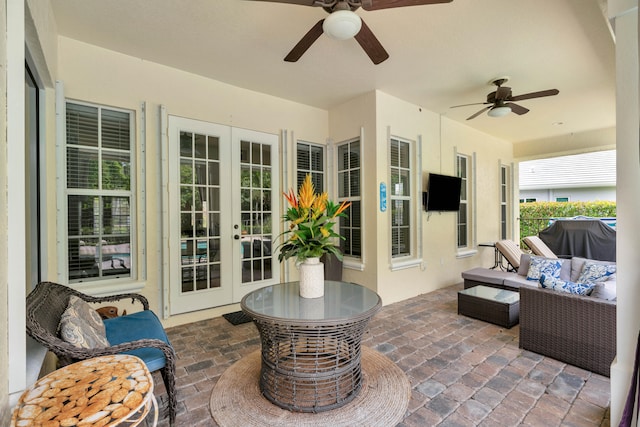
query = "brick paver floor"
xmin=150 ymin=283 xmax=610 ymax=426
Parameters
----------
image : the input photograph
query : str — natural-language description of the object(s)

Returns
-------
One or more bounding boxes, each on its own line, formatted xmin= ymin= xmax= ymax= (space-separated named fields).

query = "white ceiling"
xmin=50 ymin=0 xmax=616 ymax=143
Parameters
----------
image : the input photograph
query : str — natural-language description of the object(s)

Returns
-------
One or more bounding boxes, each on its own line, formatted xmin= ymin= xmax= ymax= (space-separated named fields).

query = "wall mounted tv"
xmin=423 ymin=173 xmax=462 ymax=212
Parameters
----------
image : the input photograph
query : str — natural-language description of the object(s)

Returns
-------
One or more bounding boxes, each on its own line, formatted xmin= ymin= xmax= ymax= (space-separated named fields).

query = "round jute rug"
xmin=210 ymin=346 xmax=410 ymax=427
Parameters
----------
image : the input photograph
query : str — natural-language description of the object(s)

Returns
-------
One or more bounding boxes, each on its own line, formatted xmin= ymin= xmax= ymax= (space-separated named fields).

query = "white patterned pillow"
xmin=526 ymin=256 xmax=565 ymax=281
xmin=58 ymin=296 xmax=109 ymax=349
xmin=539 ymin=275 xmax=596 ymax=296
xmin=577 ymin=261 xmax=617 ymax=283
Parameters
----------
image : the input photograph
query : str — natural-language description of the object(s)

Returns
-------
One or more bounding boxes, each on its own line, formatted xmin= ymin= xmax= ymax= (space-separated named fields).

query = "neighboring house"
xmin=519 ymin=150 xmax=616 ymax=202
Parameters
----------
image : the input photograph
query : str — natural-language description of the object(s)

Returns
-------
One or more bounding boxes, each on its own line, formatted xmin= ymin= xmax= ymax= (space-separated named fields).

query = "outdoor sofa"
xmin=461 ymin=254 xmax=617 ymax=376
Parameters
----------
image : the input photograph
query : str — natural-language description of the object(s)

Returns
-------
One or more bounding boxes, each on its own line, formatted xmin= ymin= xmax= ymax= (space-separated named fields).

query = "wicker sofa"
xmin=461 ymin=254 xmax=617 ymax=377
xmin=519 ymin=285 xmax=615 ymax=376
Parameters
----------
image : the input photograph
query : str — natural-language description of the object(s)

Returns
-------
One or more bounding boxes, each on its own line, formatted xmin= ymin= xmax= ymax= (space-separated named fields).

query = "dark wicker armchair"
xmin=26 ymin=281 xmax=177 ymax=425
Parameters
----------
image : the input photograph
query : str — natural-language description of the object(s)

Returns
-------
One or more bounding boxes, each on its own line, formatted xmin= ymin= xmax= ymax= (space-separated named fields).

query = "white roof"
xmin=519 ymin=150 xmax=616 ymax=190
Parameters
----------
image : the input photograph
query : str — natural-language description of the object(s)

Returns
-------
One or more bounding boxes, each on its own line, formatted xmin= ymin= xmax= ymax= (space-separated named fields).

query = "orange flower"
xmin=333 ymin=200 xmax=352 ymax=218
xmin=297 ymin=175 xmax=316 ymax=209
xmin=283 ymin=189 xmax=298 ymax=208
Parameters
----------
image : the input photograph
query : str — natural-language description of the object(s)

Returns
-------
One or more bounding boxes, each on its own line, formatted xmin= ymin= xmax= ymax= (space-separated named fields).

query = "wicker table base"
xmin=241 ymin=281 xmax=381 ymax=413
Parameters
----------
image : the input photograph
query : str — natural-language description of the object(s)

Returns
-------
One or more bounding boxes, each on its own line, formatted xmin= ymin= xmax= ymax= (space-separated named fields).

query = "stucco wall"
xmin=1 ymin=0 xmax=10 ymax=423
xmin=326 ymin=91 xmax=514 ymax=306
xmin=57 ymin=37 xmax=329 ymax=327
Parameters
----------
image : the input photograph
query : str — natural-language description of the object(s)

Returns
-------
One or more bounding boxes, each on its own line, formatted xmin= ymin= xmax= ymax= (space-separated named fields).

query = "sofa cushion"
xmin=519 ymin=253 xmax=570 ymax=280
xmin=570 ymin=257 xmax=616 ymax=282
xmin=503 ymin=274 xmax=538 ymax=290
xmin=539 ymin=275 xmax=596 ymax=296
xmin=58 ymin=296 xmax=110 ymax=349
xmin=104 ymin=310 xmax=170 ymax=372
xmin=591 ymin=277 xmax=617 ymax=301
xmin=577 ymin=260 xmax=617 ymax=283
xmin=526 ymin=256 xmax=566 ymax=281
xmin=461 ymin=267 xmax=514 ymax=285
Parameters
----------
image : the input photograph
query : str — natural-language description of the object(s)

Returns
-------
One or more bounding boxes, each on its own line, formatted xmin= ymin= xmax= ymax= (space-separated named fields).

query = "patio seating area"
xmin=148 ymin=283 xmax=610 ymax=427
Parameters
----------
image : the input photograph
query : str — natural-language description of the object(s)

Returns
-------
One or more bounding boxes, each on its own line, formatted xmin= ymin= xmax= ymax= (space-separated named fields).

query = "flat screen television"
xmin=423 ymin=173 xmax=462 ymax=212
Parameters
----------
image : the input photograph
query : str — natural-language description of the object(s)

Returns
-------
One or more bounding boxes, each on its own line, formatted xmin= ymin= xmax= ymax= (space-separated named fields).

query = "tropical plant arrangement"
xmin=278 ymin=174 xmax=351 ymax=263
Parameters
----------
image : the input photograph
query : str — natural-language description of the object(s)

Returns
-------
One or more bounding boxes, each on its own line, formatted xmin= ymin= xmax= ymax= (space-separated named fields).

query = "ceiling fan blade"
xmin=510 ymin=89 xmax=559 ymax=102
xmin=362 ymin=0 xmax=453 ymax=11
xmin=284 ymin=19 xmax=325 ymax=62
xmin=506 ymin=103 xmax=529 ymax=115
xmin=467 ymin=106 xmax=491 ymax=120
xmin=450 ymin=102 xmax=489 ymax=108
xmin=354 ymin=20 xmax=389 ymax=64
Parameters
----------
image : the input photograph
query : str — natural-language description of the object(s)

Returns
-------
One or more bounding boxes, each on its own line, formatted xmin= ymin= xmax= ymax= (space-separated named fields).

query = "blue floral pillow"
xmin=539 ymin=274 xmax=596 ymax=296
xmin=526 ymin=256 xmax=565 ymax=281
xmin=577 ymin=261 xmax=617 ymax=283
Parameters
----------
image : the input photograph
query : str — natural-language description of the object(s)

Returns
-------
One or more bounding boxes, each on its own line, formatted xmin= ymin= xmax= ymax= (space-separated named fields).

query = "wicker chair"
xmin=26 ymin=281 xmax=177 ymax=425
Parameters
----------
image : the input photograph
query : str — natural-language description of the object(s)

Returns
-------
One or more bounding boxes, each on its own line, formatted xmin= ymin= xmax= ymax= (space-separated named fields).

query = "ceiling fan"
xmin=248 ymin=0 xmax=453 ymax=64
xmin=451 ymin=77 xmax=560 ymax=120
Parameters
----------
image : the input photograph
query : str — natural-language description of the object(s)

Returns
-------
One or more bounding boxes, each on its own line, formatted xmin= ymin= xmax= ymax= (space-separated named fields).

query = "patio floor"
xmin=151 ymin=282 xmax=611 ymax=426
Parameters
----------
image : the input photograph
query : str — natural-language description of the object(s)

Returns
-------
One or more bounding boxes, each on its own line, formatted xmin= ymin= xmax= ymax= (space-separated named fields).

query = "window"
xmin=500 ymin=165 xmax=510 ymax=240
xmin=556 ymin=197 xmax=569 ymax=202
xmin=457 ymin=154 xmax=470 ymax=249
xmin=297 ymin=141 xmax=324 ymax=192
xmin=390 ymin=138 xmax=412 ymax=257
xmin=65 ymin=102 xmax=134 ymax=282
xmin=337 ymin=139 xmax=361 ymax=258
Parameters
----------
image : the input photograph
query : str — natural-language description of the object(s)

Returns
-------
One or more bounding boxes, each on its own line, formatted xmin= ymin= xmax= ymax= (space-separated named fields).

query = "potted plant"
xmin=278 ymin=174 xmax=351 ymax=298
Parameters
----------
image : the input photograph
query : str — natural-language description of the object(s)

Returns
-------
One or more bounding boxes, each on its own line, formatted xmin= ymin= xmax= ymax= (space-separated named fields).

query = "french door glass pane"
xmin=240 ymin=140 xmax=273 ymax=283
xmin=180 ymin=131 xmax=221 ymax=293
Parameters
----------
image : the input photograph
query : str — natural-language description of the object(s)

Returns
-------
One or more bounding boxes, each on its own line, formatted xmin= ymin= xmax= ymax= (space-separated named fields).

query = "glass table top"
xmin=241 ymin=281 xmax=381 ymax=321
xmin=459 ymin=285 xmax=519 ymax=304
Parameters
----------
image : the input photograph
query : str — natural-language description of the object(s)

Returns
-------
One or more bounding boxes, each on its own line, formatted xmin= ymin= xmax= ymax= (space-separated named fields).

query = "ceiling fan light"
xmin=488 ymin=105 xmax=512 ymax=118
xmin=323 ymin=10 xmax=362 ymax=40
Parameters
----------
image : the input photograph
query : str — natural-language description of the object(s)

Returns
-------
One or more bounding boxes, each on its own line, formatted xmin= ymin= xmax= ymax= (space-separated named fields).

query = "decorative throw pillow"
xmin=570 ymin=257 xmax=616 ymax=282
xmin=58 ymin=296 xmax=109 ymax=349
xmin=577 ymin=261 xmax=617 ymax=283
xmin=539 ymin=274 xmax=596 ymax=296
xmin=526 ymin=256 xmax=565 ymax=281
xmin=590 ymin=282 xmax=617 ymax=300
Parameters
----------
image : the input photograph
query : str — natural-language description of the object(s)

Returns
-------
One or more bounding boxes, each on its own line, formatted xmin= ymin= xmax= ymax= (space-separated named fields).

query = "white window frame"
xmin=296 ymin=140 xmax=325 ymax=192
xmin=455 ymin=150 xmax=476 ymax=257
xmin=387 ymin=136 xmax=417 ymax=264
xmin=57 ymin=97 xmax=143 ymax=294
xmin=336 ymin=137 xmax=363 ymax=267
xmin=500 ymin=163 xmax=511 ymax=240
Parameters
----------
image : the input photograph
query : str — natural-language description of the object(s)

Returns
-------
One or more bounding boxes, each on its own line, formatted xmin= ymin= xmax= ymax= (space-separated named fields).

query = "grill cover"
xmin=539 ymin=219 xmax=616 ymax=261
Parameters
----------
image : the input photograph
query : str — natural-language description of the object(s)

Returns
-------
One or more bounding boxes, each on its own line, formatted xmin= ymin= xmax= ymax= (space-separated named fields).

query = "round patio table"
xmin=241 ymin=280 xmax=381 ymax=413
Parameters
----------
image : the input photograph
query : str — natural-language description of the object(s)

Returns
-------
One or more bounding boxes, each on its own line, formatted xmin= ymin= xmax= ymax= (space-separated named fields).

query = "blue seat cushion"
xmin=104 ymin=310 xmax=170 ymax=372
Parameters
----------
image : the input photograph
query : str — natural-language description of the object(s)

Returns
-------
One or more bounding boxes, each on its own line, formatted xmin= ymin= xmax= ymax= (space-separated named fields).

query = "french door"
xmin=168 ymin=116 xmax=280 ymax=315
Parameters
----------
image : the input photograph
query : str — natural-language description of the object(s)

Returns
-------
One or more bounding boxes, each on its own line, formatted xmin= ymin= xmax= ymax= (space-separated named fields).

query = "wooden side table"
xmin=11 ymin=354 xmax=157 ymax=427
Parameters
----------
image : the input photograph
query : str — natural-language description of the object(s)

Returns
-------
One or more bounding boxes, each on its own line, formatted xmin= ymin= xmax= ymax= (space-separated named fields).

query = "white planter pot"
xmin=298 ymin=257 xmax=325 ymax=298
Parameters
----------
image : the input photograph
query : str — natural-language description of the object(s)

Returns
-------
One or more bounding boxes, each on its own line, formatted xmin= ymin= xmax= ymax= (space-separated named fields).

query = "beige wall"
xmin=57 ymin=36 xmax=515 ymax=322
xmin=1 ymin=0 xmax=9 ymax=422
xmin=57 ymin=37 xmax=329 ymax=327
xmin=325 ymin=91 xmax=514 ymax=306
xmin=328 ymin=91 xmax=378 ymax=290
